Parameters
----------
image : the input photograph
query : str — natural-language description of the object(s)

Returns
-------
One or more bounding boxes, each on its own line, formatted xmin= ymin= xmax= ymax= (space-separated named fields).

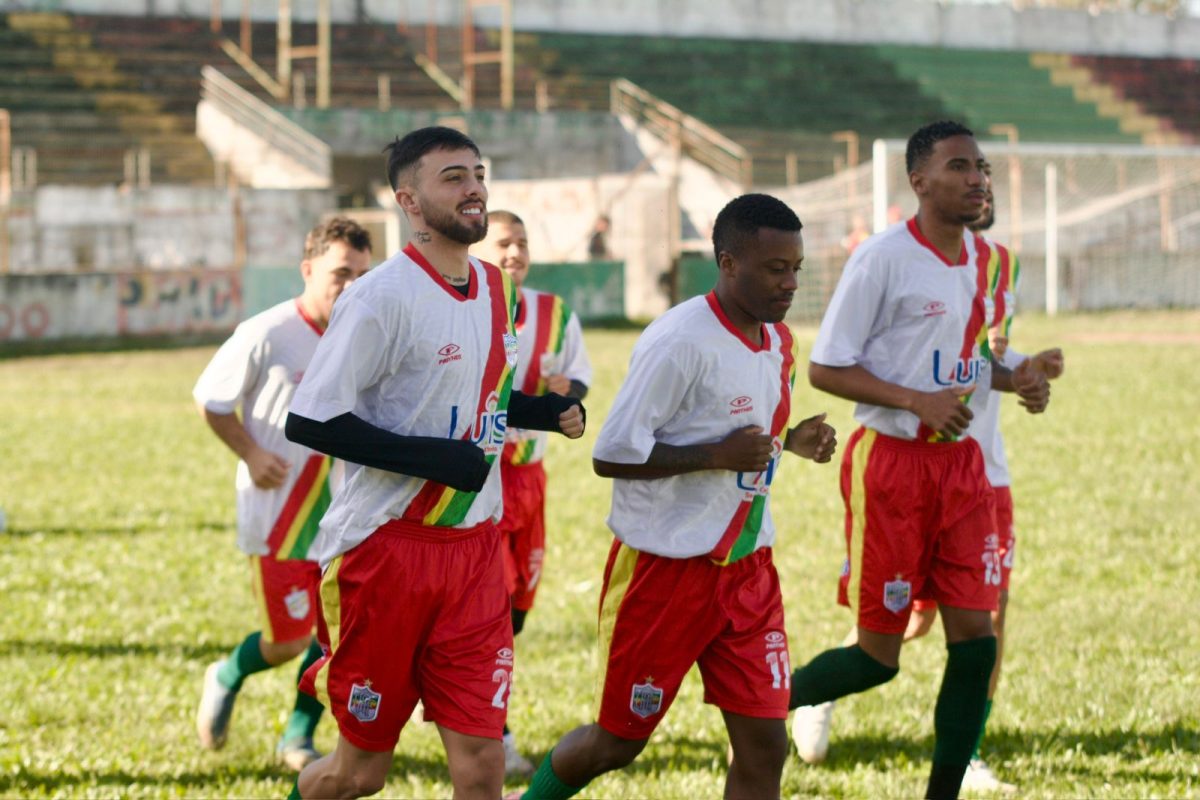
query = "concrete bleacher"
xmin=1073 ymin=55 xmax=1200 ymax=142
xmin=875 ymin=44 xmax=1141 ymax=144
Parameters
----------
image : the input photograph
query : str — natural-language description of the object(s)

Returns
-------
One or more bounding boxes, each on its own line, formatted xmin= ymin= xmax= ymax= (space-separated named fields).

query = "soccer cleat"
xmin=196 ymin=660 xmax=238 ymax=750
xmin=276 ymin=737 xmax=322 ymax=772
xmin=502 ymin=731 xmax=535 ymax=777
xmin=791 ymin=700 xmax=836 ymax=764
xmin=960 ymin=758 xmax=1016 ymax=794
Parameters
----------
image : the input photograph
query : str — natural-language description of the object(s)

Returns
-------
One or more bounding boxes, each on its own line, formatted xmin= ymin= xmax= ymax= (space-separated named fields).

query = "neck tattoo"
xmin=441 ymin=272 xmax=468 ymax=285
xmin=414 ymin=231 xmax=432 ymax=243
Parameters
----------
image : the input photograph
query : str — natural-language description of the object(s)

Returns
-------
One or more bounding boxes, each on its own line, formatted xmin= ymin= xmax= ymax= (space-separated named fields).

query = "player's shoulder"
xmin=638 ymin=295 xmax=720 ymax=350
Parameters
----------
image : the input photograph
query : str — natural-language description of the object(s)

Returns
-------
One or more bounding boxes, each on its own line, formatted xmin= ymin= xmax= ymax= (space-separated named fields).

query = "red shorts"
xmin=250 ymin=555 xmax=321 ymax=643
xmin=498 ymin=461 xmax=546 ymax=612
xmin=300 ymin=519 xmax=513 ymax=751
xmin=595 ymin=542 xmax=790 ymax=740
xmin=835 ymin=428 xmax=1000 ymax=634
xmin=912 ymin=484 xmax=1015 ymax=611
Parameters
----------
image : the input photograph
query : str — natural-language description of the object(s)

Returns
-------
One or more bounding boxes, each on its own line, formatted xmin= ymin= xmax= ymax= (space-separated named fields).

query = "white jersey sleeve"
xmin=192 ymin=322 xmax=262 ymax=414
xmin=593 ymin=330 xmax=693 ymax=465
xmin=290 ymin=291 xmax=399 ymax=423
xmin=560 ymin=313 xmax=593 ymax=387
xmin=809 ymin=250 xmax=887 ymax=368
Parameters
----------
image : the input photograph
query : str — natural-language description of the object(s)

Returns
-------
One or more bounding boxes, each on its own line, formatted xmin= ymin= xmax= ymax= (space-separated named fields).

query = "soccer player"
xmin=283 ymin=126 xmax=586 ymax=800
xmin=520 ymin=193 xmax=837 ymax=800
xmin=784 ymin=121 xmax=1049 ymax=800
xmin=192 ymin=216 xmax=373 ymax=770
xmin=883 ymin=190 xmax=1064 ymax=794
xmin=471 ymin=209 xmax=593 ymax=777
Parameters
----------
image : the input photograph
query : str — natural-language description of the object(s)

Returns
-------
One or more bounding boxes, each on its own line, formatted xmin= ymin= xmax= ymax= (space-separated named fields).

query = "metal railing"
xmin=610 ymin=78 xmax=751 ymax=187
xmin=200 ymin=65 xmax=331 ymax=180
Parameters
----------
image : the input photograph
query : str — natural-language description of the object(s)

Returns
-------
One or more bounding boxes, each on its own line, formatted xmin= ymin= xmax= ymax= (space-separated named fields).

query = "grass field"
xmin=1 ymin=310 xmax=1198 ymax=799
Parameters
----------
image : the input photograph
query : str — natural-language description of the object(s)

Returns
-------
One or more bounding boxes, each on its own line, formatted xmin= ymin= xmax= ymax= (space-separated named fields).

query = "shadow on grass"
xmin=0 ymin=638 xmax=232 ymax=661
xmin=2 ymin=520 xmax=232 ymax=537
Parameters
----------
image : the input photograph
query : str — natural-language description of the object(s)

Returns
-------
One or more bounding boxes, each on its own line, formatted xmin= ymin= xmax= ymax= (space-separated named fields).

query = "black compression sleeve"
xmin=508 ymin=391 xmax=585 ymax=432
xmin=568 ymin=380 xmax=589 ymax=400
xmin=285 ymin=411 xmax=491 ymax=492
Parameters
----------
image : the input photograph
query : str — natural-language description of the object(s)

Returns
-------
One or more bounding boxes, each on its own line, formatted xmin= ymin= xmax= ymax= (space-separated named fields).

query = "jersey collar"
xmin=907 ymin=217 xmax=968 ymax=267
xmin=404 ymin=243 xmax=479 ymax=301
xmin=294 ymin=298 xmax=325 ymax=336
xmin=705 ymin=291 xmax=768 ymax=353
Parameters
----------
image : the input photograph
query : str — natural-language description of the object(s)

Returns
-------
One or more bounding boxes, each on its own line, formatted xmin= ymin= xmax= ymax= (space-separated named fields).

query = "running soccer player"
xmin=192 ymin=217 xmax=373 ymax=770
xmin=471 ymin=209 xmax=592 ymax=777
xmin=283 ymin=127 xmax=585 ymax=800
xmin=784 ymin=121 xmax=1049 ymax=800
xmin=790 ymin=185 xmax=1065 ymax=798
xmin=889 ymin=190 xmax=1065 ymax=794
xmin=520 ymin=193 xmax=837 ymax=800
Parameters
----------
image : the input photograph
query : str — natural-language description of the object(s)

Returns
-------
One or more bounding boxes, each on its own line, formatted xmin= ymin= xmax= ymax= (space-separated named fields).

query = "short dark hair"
xmin=712 ymin=193 xmax=802 ymax=264
xmin=487 ymin=209 xmax=524 ymax=227
xmin=383 ymin=126 xmax=481 ymax=190
xmin=304 ymin=216 xmax=372 ymax=259
xmin=906 ymin=120 xmax=974 ymax=173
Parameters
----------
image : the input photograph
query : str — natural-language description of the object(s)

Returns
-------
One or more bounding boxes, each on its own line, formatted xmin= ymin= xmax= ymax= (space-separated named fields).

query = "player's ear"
xmin=299 ymin=259 xmax=313 ymax=281
xmin=394 ymin=186 xmax=419 ymax=217
xmin=717 ymin=250 xmax=736 ymax=276
xmin=909 ymin=170 xmax=926 ymax=197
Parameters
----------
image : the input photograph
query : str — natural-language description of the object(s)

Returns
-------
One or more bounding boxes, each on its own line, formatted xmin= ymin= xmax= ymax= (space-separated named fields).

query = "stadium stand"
xmin=1070 ymin=54 xmax=1200 ymax=142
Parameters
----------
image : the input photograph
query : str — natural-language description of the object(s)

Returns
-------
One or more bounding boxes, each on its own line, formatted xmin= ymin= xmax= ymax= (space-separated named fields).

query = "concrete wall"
xmin=3 ymin=185 xmax=335 ymax=274
xmin=0 ymin=270 xmax=242 ymax=342
xmin=285 ymin=109 xmax=644 ymax=181
xmin=20 ymin=0 xmax=1200 ymax=59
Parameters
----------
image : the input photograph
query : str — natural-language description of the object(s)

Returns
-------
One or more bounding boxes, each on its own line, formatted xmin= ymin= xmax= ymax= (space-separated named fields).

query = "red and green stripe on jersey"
xmin=401 ymin=262 xmax=518 ymax=527
xmin=508 ymin=292 xmax=572 ymax=466
xmin=918 ymin=234 xmax=992 ymax=443
xmin=266 ymin=454 xmax=332 ymax=560
xmin=707 ymin=319 xmax=799 ymax=567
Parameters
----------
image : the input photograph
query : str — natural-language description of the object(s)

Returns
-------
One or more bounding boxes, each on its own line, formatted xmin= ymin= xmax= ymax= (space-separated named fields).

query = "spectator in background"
xmin=588 ymin=215 xmax=611 ymax=261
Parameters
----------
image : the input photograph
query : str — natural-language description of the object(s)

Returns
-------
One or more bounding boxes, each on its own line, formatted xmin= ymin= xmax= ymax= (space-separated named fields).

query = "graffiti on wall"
xmin=117 ymin=270 xmax=243 ymax=336
xmin=0 ymin=301 xmax=52 ymax=340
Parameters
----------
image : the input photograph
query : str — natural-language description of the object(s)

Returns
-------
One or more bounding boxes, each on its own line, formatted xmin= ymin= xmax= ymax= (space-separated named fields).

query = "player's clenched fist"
xmin=246 ymin=446 xmax=291 ymax=489
xmin=1012 ymin=358 xmax=1050 ymax=414
xmin=785 ymin=413 xmax=838 ymax=463
xmin=713 ymin=425 xmax=775 ymax=472
xmin=910 ymin=388 xmax=974 ymax=438
xmin=558 ymin=404 xmax=586 ymax=439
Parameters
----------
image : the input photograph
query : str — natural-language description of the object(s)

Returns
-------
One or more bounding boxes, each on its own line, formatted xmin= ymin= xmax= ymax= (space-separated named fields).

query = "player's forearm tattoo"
xmin=414 ymin=230 xmax=432 ymax=243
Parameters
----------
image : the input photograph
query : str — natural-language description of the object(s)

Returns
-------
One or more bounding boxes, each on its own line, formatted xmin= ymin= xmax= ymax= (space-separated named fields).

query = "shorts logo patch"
xmin=630 ymin=678 xmax=663 ymax=719
xmin=883 ymin=577 xmax=912 ymax=614
xmin=348 ymin=680 xmax=381 ymax=722
xmin=503 ymin=333 xmax=520 ymax=368
xmin=284 ymin=587 xmax=310 ymax=620
xmin=764 ymin=630 xmax=787 ymax=651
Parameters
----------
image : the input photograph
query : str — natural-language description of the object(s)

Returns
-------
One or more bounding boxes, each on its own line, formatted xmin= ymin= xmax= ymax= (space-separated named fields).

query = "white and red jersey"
xmin=810 ymin=218 xmax=994 ymax=441
xmin=193 ymin=299 xmax=331 ymax=559
xmin=594 ymin=292 xmax=799 ymax=563
xmin=290 ymin=244 xmax=518 ymax=566
xmin=503 ymin=287 xmax=592 ymax=466
xmin=968 ymin=235 xmax=1021 ymax=487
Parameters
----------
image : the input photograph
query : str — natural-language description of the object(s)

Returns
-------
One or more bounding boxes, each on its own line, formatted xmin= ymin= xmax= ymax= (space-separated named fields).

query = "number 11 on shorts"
xmin=766 ymin=651 xmax=791 ymax=690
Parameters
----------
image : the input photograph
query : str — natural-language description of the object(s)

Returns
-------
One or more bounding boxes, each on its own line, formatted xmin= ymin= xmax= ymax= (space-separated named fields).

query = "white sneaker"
xmin=196 ymin=660 xmax=238 ymax=750
xmin=790 ymin=700 xmax=836 ymax=764
xmin=502 ymin=731 xmax=534 ymax=777
xmin=960 ymin=758 xmax=1016 ymax=794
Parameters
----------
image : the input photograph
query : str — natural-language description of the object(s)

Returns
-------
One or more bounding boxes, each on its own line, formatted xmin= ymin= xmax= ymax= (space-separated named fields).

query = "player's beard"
xmin=420 ymin=198 xmax=488 ymax=245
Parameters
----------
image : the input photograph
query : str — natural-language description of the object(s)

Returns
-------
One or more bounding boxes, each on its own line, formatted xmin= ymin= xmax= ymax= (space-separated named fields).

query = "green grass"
xmin=1 ymin=310 xmax=1198 ymax=798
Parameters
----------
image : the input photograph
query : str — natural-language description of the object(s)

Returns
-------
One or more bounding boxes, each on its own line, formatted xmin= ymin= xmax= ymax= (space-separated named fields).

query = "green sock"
xmin=970 ymin=698 xmax=993 ymax=761
xmin=932 ymin=636 xmax=997 ymax=768
xmin=286 ymin=777 xmax=302 ymax=800
xmin=217 ymin=631 xmax=272 ymax=692
xmin=788 ymin=644 xmax=898 ymax=710
xmin=282 ymin=640 xmax=325 ymax=743
xmin=523 ymin=749 xmax=584 ymax=800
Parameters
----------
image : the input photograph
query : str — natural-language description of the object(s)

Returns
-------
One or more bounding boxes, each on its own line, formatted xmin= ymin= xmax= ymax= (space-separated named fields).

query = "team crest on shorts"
xmin=883 ymin=577 xmax=912 ymax=614
xmin=630 ymin=678 xmax=663 ymax=719
xmin=348 ymin=680 xmax=382 ymax=722
xmin=503 ymin=332 xmax=520 ymax=368
xmin=284 ymin=587 xmax=310 ymax=620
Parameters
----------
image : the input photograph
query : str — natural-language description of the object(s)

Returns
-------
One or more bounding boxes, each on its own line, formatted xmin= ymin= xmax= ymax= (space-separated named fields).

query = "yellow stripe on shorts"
xmin=847 ymin=429 xmax=877 ymax=622
xmin=592 ymin=543 xmax=639 ymax=720
xmin=249 ymin=555 xmax=276 ymax=643
xmin=314 ymin=555 xmax=343 ymax=710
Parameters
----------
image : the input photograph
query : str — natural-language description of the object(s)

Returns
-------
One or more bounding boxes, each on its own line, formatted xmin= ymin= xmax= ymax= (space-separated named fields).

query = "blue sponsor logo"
xmin=931 ymin=349 xmax=988 ymax=387
xmin=447 ymin=391 xmax=507 ymax=456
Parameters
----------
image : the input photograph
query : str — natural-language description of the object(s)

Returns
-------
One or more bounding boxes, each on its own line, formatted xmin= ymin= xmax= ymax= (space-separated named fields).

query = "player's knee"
xmin=591 ymin=729 xmax=647 ymax=772
xmin=261 ymin=635 xmax=310 ymax=665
